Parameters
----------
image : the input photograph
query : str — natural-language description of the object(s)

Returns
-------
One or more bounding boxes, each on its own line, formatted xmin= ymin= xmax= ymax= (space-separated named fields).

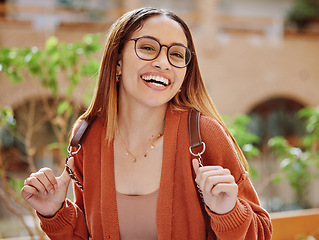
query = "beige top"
xmin=116 ymin=189 xmax=159 ymax=240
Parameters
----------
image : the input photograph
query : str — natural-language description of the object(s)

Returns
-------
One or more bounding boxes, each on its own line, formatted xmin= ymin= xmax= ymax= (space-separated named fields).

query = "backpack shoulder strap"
xmin=70 ymin=117 xmax=96 ymax=147
xmin=188 ymin=109 xmax=206 ymax=158
xmin=188 ymin=108 xmax=202 ymax=149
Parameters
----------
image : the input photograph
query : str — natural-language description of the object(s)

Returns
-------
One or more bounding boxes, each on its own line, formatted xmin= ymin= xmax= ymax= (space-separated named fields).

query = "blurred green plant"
xmin=287 ymin=0 xmax=319 ymax=29
xmin=268 ymin=106 xmax=319 ymax=208
xmin=0 ymin=34 xmax=101 ymax=96
xmin=225 ymin=114 xmax=261 ymax=178
xmin=227 ymin=114 xmax=260 ymax=158
xmin=0 ymin=34 xmax=102 ymax=239
xmin=0 ymin=33 xmax=101 ymax=164
xmin=0 ymin=106 xmax=16 ymax=129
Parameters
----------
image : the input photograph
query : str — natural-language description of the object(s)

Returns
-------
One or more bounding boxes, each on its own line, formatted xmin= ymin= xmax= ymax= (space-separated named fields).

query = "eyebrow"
xmin=138 ymin=35 xmax=187 ymax=47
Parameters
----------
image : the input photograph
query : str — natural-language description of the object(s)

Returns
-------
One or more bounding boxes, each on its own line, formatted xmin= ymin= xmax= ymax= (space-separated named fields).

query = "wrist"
xmin=37 ymin=201 xmax=65 ymax=218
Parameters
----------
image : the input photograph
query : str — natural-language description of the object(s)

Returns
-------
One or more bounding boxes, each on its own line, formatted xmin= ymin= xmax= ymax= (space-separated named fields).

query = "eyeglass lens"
xmin=134 ymin=37 xmax=191 ymax=68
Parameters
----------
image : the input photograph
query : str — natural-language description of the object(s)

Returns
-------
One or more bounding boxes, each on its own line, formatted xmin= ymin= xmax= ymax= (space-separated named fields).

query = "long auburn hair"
xmin=78 ymin=7 xmax=249 ymax=169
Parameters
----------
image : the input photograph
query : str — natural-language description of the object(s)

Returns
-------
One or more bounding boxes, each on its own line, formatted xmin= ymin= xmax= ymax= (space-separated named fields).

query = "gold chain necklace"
xmin=117 ymin=128 xmax=163 ymax=162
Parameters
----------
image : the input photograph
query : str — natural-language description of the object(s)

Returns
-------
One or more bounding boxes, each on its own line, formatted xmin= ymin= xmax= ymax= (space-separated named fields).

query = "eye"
xmin=170 ymin=52 xmax=184 ymax=59
xmin=139 ymin=44 xmax=156 ymax=52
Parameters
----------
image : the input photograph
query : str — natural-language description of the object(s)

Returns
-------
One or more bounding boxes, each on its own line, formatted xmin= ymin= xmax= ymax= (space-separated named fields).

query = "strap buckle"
xmin=67 ymin=144 xmax=82 ymax=156
xmin=189 ymin=142 xmax=206 ymax=167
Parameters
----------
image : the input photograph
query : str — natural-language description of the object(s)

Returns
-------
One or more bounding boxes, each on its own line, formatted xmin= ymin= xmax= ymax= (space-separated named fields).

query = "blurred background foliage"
xmin=288 ymin=0 xmax=319 ymax=28
xmin=0 ymin=34 xmax=102 ymax=239
xmin=268 ymin=107 xmax=319 ymax=208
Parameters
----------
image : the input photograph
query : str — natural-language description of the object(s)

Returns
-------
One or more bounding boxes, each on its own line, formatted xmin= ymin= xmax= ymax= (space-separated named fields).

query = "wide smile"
xmin=141 ymin=74 xmax=171 ymax=87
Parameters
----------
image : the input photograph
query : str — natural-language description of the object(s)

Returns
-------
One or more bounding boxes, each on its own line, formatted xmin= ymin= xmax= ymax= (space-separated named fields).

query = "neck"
xmin=117 ymin=104 xmax=167 ymax=150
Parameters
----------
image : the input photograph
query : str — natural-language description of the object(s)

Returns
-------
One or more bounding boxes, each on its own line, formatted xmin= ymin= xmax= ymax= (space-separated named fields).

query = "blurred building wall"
xmin=1 ymin=0 xmax=318 ymax=115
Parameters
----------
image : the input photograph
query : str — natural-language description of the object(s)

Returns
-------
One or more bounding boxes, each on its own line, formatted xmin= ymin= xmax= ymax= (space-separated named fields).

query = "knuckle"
xmin=24 ymin=178 xmax=29 ymax=185
xmin=44 ymin=180 xmax=54 ymax=189
xmin=29 ymin=172 xmax=38 ymax=178
xmin=39 ymin=167 xmax=51 ymax=175
xmin=31 ymin=172 xmax=43 ymax=178
xmin=230 ymin=175 xmax=235 ymax=182
xmin=28 ymin=177 xmax=38 ymax=185
xmin=202 ymin=171 xmax=210 ymax=179
xmin=207 ymin=176 xmax=216 ymax=184
xmin=196 ymin=167 xmax=204 ymax=175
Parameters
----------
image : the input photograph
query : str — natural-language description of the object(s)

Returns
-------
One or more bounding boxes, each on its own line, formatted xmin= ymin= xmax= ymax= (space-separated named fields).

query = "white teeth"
xmin=142 ymin=75 xmax=169 ymax=86
xmin=151 ymin=82 xmax=165 ymax=87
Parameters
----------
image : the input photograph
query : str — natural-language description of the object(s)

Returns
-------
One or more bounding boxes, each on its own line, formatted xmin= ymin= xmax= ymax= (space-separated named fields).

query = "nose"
xmin=152 ymin=46 xmax=171 ymax=70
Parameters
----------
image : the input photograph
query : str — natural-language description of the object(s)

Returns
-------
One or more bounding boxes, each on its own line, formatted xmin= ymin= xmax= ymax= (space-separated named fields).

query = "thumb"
xmin=192 ymin=158 xmax=200 ymax=174
xmin=58 ymin=157 xmax=74 ymax=185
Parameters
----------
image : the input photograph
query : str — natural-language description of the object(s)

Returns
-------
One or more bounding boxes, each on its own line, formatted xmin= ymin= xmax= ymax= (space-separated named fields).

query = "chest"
xmin=113 ymin=137 xmax=163 ymax=195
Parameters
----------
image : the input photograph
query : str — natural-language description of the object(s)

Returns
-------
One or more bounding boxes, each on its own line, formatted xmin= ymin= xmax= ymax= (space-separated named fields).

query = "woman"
xmin=21 ymin=7 xmax=272 ymax=240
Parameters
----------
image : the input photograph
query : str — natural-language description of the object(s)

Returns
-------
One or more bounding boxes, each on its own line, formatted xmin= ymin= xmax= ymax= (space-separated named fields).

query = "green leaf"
xmin=9 ymin=178 xmax=25 ymax=196
xmin=80 ymin=60 xmax=100 ymax=76
xmin=57 ymin=101 xmax=71 ymax=115
xmin=45 ymin=36 xmax=59 ymax=52
xmin=0 ymin=106 xmax=16 ymax=128
xmin=272 ymin=175 xmax=283 ymax=184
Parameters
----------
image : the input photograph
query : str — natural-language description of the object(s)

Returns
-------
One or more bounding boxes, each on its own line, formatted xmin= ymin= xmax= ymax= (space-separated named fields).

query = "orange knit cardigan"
xmin=38 ymin=108 xmax=272 ymax=239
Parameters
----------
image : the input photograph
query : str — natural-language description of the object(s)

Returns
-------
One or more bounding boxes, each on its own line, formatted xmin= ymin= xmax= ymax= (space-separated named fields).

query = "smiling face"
xmin=117 ymin=15 xmax=188 ymax=110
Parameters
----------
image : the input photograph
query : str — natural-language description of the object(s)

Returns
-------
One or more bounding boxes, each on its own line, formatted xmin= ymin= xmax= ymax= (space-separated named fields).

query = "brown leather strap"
xmin=188 ymin=109 xmax=214 ymax=237
xmin=70 ymin=117 xmax=95 ymax=147
xmin=188 ymin=108 xmax=202 ymax=148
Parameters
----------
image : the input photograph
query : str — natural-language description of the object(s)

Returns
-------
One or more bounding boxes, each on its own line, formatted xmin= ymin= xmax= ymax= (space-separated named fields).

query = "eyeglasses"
xmin=130 ymin=36 xmax=192 ymax=68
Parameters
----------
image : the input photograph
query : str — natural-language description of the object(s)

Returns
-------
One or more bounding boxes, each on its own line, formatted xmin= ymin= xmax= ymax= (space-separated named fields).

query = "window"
xmin=247 ymin=98 xmax=305 ymax=147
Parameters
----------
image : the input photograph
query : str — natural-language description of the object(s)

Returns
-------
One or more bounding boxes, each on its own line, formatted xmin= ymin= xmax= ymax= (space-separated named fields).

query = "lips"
xmin=141 ymin=74 xmax=171 ymax=87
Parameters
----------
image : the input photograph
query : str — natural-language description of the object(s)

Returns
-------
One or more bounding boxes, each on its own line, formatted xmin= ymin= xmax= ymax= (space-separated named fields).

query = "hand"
xmin=192 ymin=158 xmax=238 ymax=215
xmin=21 ymin=157 xmax=74 ymax=217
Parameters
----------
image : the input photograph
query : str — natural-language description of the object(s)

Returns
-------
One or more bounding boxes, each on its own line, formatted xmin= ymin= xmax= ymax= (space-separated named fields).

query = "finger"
xmin=58 ymin=157 xmax=74 ymax=185
xmin=21 ymin=185 xmax=38 ymax=200
xmin=195 ymin=167 xmax=225 ymax=191
xmin=197 ymin=166 xmax=224 ymax=175
xmin=31 ymin=171 xmax=56 ymax=195
xmin=199 ymin=168 xmax=231 ymax=185
xmin=39 ymin=168 xmax=58 ymax=189
xmin=192 ymin=158 xmax=200 ymax=174
xmin=210 ymin=183 xmax=238 ymax=198
xmin=67 ymin=156 xmax=75 ymax=170
xmin=211 ymin=183 xmax=238 ymax=196
xmin=204 ymin=175 xmax=235 ymax=194
xmin=25 ymin=177 xmax=47 ymax=195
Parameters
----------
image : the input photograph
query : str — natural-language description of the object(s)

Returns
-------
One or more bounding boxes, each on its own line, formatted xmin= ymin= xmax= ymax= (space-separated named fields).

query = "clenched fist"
xmin=192 ymin=158 xmax=238 ymax=214
xmin=21 ymin=157 xmax=75 ymax=217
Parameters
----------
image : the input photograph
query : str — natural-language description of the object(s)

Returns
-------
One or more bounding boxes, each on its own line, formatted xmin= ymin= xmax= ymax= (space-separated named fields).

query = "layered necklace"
xmin=117 ymin=128 xmax=163 ymax=162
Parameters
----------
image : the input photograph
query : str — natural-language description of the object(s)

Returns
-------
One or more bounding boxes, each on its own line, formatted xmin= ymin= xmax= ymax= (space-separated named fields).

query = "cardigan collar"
xmin=100 ymin=108 xmax=182 ymax=239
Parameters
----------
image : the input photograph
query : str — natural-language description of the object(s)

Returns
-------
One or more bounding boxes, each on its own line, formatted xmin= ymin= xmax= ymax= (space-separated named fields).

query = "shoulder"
xmin=199 ymin=113 xmax=232 ymax=149
xmin=199 ymin=114 xmax=234 ymax=156
xmin=200 ymin=115 xmax=225 ymax=133
xmin=176 ymin=109 xmax=226 ymax=137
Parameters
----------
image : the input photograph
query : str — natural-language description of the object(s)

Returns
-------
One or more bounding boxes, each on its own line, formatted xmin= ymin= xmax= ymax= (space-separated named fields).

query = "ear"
xmin=116 ymin=59 xmax=122 ymax=75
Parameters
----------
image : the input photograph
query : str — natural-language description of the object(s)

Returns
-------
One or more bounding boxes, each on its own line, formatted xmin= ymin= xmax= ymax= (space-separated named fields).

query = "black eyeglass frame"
xmin=130 ymin=36 xmax=193 ymax=69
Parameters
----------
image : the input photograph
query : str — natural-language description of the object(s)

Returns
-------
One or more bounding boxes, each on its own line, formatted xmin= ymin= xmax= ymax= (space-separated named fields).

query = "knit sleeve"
xmin=200 ymin=115 xmax=272 ymax=240
xmin=37 ymin=198 xmax=89 ymax=239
